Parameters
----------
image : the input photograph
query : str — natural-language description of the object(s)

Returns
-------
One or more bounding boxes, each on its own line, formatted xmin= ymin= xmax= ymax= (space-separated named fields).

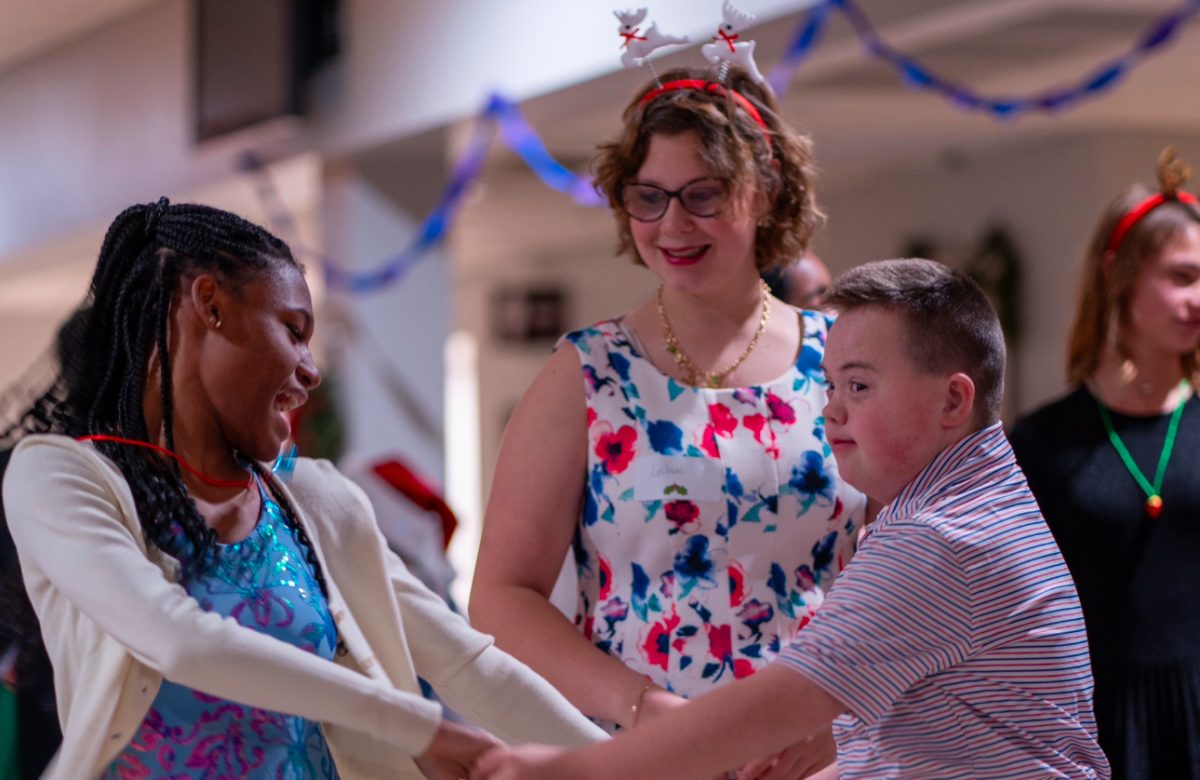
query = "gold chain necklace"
xmin=657 ymin=279 xmax=772 ymax=388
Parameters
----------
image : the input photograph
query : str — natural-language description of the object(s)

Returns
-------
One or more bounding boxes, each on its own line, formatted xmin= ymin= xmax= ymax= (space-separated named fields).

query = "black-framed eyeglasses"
xmin=618 ymin=177 xmax=729 ymax=222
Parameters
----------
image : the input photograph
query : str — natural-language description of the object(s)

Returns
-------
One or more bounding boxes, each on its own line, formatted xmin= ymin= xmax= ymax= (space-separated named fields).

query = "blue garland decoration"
xmin=324 ymin=95 xmax=499 ymax=294
xmin=252 ymin=0 xmax=1198 ymax=293
xmin=772 ymin=0 xmax=1200 ymax=118
xmin=494 ymin=97 xmax=607 ymax=207
xmin=245 ymin=95 xmax=605 ymax=294
xmin=766 ymin=0 xmax=834 ymax=96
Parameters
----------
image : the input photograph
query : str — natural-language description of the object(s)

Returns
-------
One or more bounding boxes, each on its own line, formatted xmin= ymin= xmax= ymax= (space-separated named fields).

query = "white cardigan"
xmin=4 ymin=435 xmax=605 ymax=779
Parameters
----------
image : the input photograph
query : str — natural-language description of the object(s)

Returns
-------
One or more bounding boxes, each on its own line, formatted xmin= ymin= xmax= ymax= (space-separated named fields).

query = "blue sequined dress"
xmin=103 ymin=475 xmax=340 ymax=780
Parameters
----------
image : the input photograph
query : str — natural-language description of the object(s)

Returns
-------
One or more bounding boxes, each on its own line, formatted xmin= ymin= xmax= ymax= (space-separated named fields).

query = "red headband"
xmin=1107 ymin=190 xmax=1200 ymax=255
xmin=639 ymin=79 xmax=770 ymax=136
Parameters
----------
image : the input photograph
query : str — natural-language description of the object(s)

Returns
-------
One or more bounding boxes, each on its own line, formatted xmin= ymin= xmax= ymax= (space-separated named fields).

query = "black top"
xmin=1011 ymin=386 xmax=1200 ymax=779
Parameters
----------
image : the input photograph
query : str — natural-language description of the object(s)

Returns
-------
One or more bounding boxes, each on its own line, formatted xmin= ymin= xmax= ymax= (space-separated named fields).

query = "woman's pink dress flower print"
xmin=598 ymin=554 xmax=613 ymax=600
xmin=737 ymin=598 xmax=774 ymax=641
xmin=743 ymin=414 xmax=767 ymax=443
xmin=565 ymin=317 xmax=861 ymax=702
xmin=729 ymin=560 xmax=746 ymax=607
xmin=795 ymin=564 xmax=816 ymax=592
xmin=641 ymin=607 xmax=682 ymax=671
xmin=658 ymin=570 xmax=676 ymax=599
xmin=664 ymin=500 xmax=701 ymax=534
xmin=600 ymin=597 xmax=629 ymax=636
xmin=795 ymin=605 xmax=817 ymax=633
xmin=708 ymin=622 xmax=732 ymax=662
xmin=766 ymin=392 xmax=796 ymax=425
xmin=742 ymin=413 xmax=780 ymax=458
xmin=594 ymin=425 xmax=637 ymax=474
xmin=700 ymin=403 xmax=738 ymax=457
xmin=704 ymin=623 xmax=756 ymax=681
xmin=710 ymin=403 xmax=737 ymax=436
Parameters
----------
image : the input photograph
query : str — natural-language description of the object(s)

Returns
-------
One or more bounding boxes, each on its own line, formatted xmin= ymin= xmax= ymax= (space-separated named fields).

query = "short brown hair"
xmin=591 ymin=66 xmax=822 ymax=273
xmin=824 ymin=259 xmax=1006 ymax=424
xmin=1067 ymin=185 xmax=1200 ymax=385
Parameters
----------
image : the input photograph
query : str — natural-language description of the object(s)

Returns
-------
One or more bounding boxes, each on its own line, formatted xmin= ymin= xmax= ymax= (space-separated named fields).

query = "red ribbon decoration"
xmin=714 ymin=29 xmax=740 ymax=53
xmin=620 ymin=29 xmax=648 ymax=48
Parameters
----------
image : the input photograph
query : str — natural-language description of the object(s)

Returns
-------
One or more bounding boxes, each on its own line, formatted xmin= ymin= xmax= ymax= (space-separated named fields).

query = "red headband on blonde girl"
xmin=1106 ymin=148 xmax=1200 ymax=255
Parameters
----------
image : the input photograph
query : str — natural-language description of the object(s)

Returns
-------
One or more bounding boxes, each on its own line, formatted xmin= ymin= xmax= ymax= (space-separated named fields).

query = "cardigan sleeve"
xmin=3 ymin=435 xmax=443 ymax=756
xmin=388 ymin=553 xmax=607 ymax=746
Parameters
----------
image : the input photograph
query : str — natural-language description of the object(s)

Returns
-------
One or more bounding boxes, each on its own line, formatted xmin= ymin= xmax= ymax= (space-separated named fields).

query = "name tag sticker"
xmin=632 ymin=455 xmax=724 ymax=503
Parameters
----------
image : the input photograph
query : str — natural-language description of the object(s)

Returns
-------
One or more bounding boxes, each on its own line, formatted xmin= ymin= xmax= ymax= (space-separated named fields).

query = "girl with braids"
xmin=1011 ymin=149 xmax=1200 ymax=778
xmin=1 ymin=199 xmax=604 ymax=780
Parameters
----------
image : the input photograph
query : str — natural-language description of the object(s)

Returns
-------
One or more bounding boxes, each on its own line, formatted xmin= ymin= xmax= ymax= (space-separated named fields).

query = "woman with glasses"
xmin=471 ymin=65 xmax=867 ymax=779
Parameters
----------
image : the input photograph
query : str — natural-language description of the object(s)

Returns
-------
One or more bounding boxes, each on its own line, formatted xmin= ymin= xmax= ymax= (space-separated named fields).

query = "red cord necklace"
xmin=77 ymin=434 xmax=253 ymax=490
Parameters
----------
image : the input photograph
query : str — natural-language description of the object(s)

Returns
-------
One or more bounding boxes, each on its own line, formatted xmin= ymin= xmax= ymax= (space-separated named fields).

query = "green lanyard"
xmin=1095 ymin=382 xmax=1189 ymax=519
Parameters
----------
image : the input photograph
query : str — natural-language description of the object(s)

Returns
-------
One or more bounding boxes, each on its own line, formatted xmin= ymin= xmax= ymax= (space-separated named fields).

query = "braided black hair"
xmin=2 ymin=198 xmax=328 ymax=592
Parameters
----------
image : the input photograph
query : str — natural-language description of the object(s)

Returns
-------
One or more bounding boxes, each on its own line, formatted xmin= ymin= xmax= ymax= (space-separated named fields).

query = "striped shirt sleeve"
xmin=776 ymin=522 xmax=973 ymax=725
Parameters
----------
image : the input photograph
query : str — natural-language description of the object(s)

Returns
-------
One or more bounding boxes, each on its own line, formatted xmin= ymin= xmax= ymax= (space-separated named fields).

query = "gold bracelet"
xmin=629 ymin=678 xmax=655 ymax=728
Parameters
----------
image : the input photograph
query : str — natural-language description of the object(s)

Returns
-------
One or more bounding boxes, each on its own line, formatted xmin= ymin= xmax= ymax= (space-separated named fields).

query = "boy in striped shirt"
xmin=474 ymin=259 xmax=1109 ymax=780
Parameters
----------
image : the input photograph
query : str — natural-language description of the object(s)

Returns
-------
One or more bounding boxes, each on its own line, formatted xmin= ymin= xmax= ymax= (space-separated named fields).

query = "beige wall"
xmin=820 ymin=130 xmax=1200 ymax=419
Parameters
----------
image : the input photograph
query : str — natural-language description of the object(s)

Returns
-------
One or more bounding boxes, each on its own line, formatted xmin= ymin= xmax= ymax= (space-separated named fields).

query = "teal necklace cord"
xmin=1094 ymin=381 xmax=1189 ymax=519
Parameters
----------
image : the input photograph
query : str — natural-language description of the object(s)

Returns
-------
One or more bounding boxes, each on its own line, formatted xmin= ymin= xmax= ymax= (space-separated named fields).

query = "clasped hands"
xmin=420 ymin=688 xmax=834 ymax=780
xmin=467 ymin=738 xmax=833 ymax=780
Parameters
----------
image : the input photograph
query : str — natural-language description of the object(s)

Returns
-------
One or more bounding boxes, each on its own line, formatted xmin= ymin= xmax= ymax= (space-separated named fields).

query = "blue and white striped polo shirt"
xmin=777 ymin=423 xmax=1110 ymax=778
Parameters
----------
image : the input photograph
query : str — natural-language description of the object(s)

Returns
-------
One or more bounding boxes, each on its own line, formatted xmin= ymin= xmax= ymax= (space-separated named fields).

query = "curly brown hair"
xmin=591 ymin=66 xmax=822 ymax=273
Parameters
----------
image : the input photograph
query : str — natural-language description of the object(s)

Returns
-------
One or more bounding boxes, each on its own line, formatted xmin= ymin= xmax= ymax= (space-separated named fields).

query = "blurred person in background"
xmin=765 ymin=252 xmax=833 ymax=312
xmin=1011 ymin=149 xmax=1200 ymax=778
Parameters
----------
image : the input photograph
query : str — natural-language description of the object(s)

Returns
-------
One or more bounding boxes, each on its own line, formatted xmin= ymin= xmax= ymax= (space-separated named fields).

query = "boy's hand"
xmin=470 ymin=744 xmax=566 ymax=780
xmin=735 ymin=726 xmax=836 ymax=780
xmin=415 ymin=720 xmax=502 ymax=780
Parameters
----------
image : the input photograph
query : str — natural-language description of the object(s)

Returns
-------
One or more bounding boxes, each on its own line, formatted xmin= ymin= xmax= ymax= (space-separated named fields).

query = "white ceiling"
xmin=0 ymin=0 xmax=161 ymax=73
xmin=7 ymin=0 xmax=1200 ymax=220
xmin=472 ymin=0 xmax=1200 ymax=190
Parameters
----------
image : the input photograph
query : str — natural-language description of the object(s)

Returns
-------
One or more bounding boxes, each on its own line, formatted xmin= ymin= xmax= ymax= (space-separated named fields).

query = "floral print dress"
xmin=564 ymin=312 xmax=865 ymax=715
xmin=104 ymin=476 xmax=339 ymax=780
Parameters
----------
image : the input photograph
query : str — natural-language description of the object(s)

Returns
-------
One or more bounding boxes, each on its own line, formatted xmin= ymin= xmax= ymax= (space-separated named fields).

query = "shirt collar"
xmin=876 ymin=422 xmax=1010 ymax=526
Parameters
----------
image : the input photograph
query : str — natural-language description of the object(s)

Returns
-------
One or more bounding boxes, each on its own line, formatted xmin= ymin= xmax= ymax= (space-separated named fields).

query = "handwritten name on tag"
xmin=633 ymin=455 xmax=723 ymax=503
